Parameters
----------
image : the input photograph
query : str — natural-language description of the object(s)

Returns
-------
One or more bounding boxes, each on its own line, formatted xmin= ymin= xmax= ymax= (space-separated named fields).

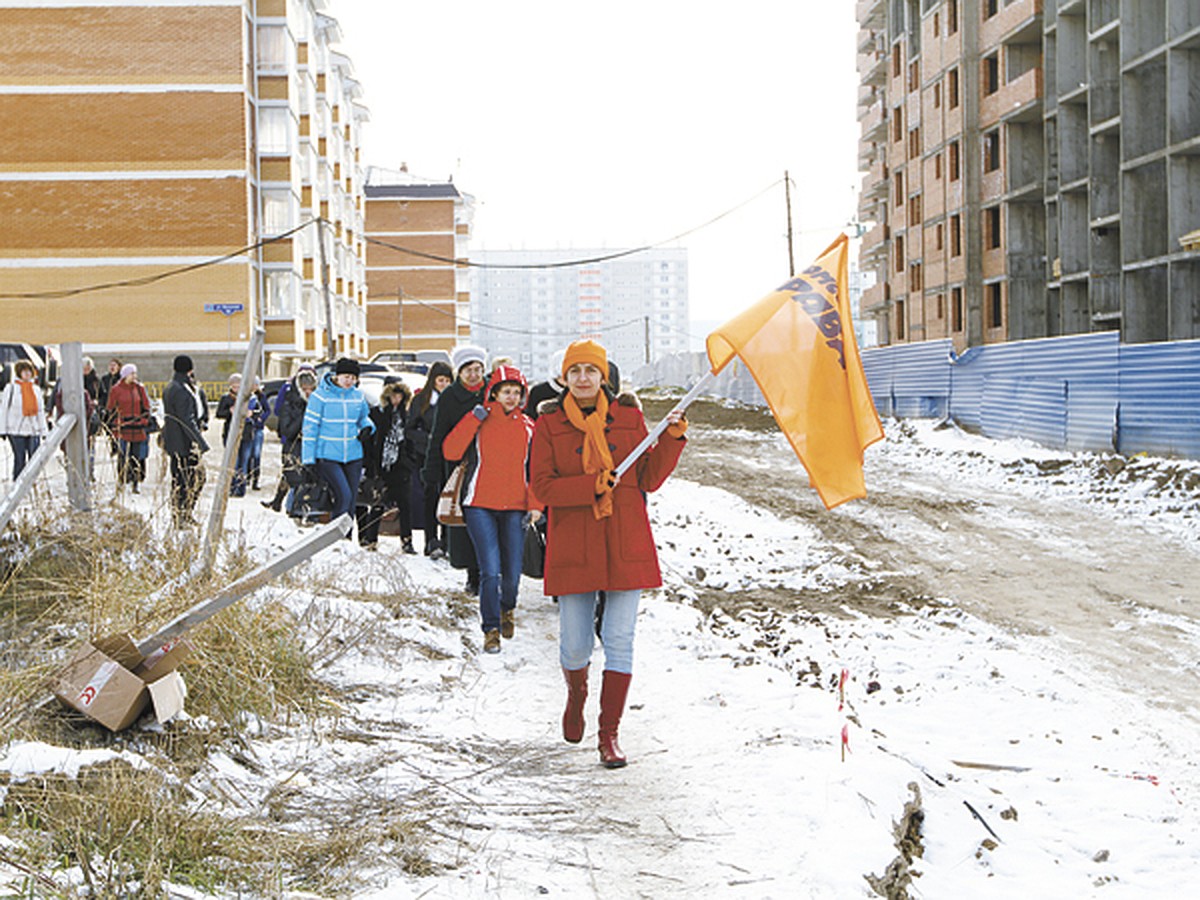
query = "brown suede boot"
xmin=597 ymin=670 xmax=632 ymax=768
xmin=562 ymin=665 xmax=589 ymax=743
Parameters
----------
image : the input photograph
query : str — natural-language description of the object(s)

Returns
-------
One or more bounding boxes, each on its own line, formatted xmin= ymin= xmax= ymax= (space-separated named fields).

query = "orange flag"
xmin=706 ymin=234 xmax=883 ymax=509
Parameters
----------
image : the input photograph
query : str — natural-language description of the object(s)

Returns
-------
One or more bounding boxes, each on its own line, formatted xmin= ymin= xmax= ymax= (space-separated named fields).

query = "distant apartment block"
xmin=856 ymin=0 xmax=1200 ymax=349
xmin=470 ymin=248 xmax=690 ymax=385
xmin=0 ymin=0 xmax=369 ymax=379
xmin=363 ymin=168 xmax=474 ymax=357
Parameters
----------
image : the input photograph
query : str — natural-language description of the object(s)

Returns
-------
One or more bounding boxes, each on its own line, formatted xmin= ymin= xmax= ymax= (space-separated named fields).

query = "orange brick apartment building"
xmin=0 ymin=0 xmax=369 ymax=379
xmin=363 ymin=168 xmax=474 ymax=357
xmin=857 ymin=0 xmax=1200 ymax=349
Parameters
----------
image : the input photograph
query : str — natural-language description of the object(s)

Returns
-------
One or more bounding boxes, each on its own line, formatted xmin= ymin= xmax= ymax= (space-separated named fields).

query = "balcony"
xmin=857 ymin=0 xmax=884 ymax=28
xmin=859 ymin=50 xmax=887 ymax=85
xmin=860 ymin=281 xmax=886 ymax=314
xmin=860 ymin=223 xmax=888 ymax=261
xmin=860 ymin=102 xmax=886 ymax=141
xmin=980 ymin=66 xmax=1043 ymax=126
xmin=981 ymin=0 xmax=1043 ymax=48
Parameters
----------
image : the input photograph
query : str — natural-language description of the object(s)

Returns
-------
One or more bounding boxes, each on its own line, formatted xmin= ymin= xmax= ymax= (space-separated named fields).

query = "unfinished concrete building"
xmin=857 ymin=0 xmax=1200 ymax=349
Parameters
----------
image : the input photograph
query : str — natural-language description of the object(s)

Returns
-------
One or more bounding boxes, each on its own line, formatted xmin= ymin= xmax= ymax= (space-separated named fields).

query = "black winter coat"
xmin=421 ymin=378 xmax=484 ymax=570
xmin=277 ymin=381 xmax=308 ymax=456
xmin=162 ymin=372 xmax=209 ymax=457
xmin=405 ymin=391 xmax=437 ymax=466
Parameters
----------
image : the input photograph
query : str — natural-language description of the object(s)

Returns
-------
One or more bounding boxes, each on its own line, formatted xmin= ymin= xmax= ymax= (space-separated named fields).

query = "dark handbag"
xmin=292 ymin=478 xmax=333 ymax=521
xmin=358 ymin=474 xmax=387 ymax=507
xmin=522 ymin=516 xmax=547 ymax=579
xmin=145 ymin=413 xmax=160 ymax=434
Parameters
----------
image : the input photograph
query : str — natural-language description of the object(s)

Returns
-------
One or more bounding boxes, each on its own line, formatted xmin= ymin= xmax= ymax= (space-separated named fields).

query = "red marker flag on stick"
xmin=706 ymin=234 xmax=883 ymax=509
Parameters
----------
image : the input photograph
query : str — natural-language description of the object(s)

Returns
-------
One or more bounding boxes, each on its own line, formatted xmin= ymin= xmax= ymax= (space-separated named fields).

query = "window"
xmin=948 ymin=140 xmax=961 ymax=180
xmin=986 ymin=206 xmax=1002 ymax=248
xmin=948 ymin=0 xmax=958 ymax=34
xmin=892 ymin=45 xmax=902 ymax=77
xmin=984 ymin=53 xmax=1000 ymax=95
xmin=950 ymin=214 xmax=962 ymax=256
xmin=893 ymin=107 xmax=904 ymax=142
xmin=952 ymin=286 xmax=964 ymax=331
xmin=933 ymin=12 xmax=940 ymax=37
xmin=263 ymin=270 xmax=296 ymax=316
xmin=256 ymin=25 xmax=289 ymax=67
xmin=895 ymin=234 xmax=905 ymax=272
xmin=262 ymin=188 xmax=294 ymax=234
xmin=896 ymin=299 xmax=907 ymax=340
xmin=988 ymin=282 xmax=1003 ymax=328
xmin=948 ymin=68 xmax=960 ymax=108
xmin=984 ymin=0 xmax=998 ymax=19
xmin=935 ymin=222 xmax=945 ymax=250
xmin=258 ymin=106 xmax=291 ymax=154
xmin=936 ymin=293 xmax=945 ymax=319
xmin=933 ymin=82 xmax=942 ymax=108
xmin=909 ymin=263 xmax=923 ymax=291
xmin=908 ymin=127 xmax=921 ymax=159
xmin=908 ymin=193 xmax=922 ymax=223
xmin=983 ymin=129 xmax=1001 ymax=172
xmin=908 ymin=60 xmax=920 ymax=92
xmin=934 ymin=152 xmax=943 ymax=179
xmin=894 ymin=171 xmax=904 ymax=204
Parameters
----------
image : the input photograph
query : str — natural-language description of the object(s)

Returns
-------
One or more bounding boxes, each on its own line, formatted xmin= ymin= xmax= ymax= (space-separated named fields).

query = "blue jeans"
xmin=9 ymin=434 xmax=40 ymax=479
xmin=233 ymin=437 xmax=253 ymax=496
xmin=249 ymin=429 xmax=264 ymax=486
xmin=316 ymin=458 xmax=363 ymax=534
xmin=559 ymin=589 xmax=640 ymax=674
xmin=463 ymin=506 xmax=524 ymax=633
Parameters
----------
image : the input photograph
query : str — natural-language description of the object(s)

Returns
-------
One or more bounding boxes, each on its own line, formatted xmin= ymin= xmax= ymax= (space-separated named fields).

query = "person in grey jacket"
xmin=162 ymin=355 xmax=209 ymax=527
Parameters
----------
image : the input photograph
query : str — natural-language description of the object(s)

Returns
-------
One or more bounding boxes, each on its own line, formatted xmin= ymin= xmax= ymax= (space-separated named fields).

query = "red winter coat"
xmin=530 ymin=395 xmax=685 ymax=597
xmin=443 ymin=400 xmax=539 ymax=511
xmin=106 ymin=379 xmax=152 ymax=443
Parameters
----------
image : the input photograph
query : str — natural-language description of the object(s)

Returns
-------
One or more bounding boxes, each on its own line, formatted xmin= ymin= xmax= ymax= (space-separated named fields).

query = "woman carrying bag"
xmin=442 ymin=365 xmax=540 ymax=654
xmin=422 ymin=347 xmax=488 ymax=593
xmin=106 ymin=363 xmax=153 ymax=493
xmin=301 ymin=358 xmax=374 ymax=536
xmin=406 ymin=360 xmax=453 ymax=557
xmin=0 ymin=360 xmax=48 ymax=479
xmin=530 ymin=339 xmax=687 ymax=768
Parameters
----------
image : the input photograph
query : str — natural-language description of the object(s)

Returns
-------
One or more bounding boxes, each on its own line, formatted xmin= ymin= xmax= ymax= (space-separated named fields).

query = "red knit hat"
xmin=486 ymin=364 xmax=527 ymax=400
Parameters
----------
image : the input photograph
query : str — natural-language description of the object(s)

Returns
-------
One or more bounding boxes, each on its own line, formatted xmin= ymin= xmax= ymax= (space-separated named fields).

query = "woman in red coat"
xmin=443 ymin=364 xmax=540 ymax=654
xmin=106 ymin=363 xmax=153 ymax=492
xmin=530 ymin=339 xmax=687 ymax=768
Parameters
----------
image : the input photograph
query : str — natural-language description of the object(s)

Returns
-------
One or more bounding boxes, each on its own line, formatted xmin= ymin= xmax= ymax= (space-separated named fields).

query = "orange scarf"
xmin=563 ymin=390 xmax=614 ymax=519
xmin=19 ymin=380 xmax=38 ymax=417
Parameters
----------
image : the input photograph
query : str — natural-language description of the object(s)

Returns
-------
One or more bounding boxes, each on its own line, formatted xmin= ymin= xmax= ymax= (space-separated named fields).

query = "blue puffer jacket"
xmin=301 ymin=373 xmax=374 ymax=465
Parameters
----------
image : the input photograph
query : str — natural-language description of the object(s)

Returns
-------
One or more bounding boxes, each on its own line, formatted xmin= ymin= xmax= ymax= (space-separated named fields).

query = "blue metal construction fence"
xmin=861 ymin=333 xmax=1200 ymax=458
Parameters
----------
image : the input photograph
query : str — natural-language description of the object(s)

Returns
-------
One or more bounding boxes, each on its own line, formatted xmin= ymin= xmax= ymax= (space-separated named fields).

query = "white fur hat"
xmin=451 ymin=345 xmax=487 ymax=374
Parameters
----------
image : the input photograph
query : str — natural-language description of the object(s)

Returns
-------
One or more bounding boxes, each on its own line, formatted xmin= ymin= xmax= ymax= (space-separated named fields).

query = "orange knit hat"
xmin=561 ymin=339 xmax=608 ymax=381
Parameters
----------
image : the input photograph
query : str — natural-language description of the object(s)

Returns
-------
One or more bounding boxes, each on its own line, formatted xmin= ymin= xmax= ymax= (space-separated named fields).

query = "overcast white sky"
xmin=331 ymin=1 xmax=861 ymax=334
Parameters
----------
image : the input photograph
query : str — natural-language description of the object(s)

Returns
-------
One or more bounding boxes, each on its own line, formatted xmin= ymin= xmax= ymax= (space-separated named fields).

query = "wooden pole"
xmin=318 ymin=217 xmax=337 ymax=360
xmin=59 ymin=342 xmax=91 ymax=511
xmin=137 ymin=514 xmax=353 ymax=655
xmin=201 ymin=327 xmax=264 ymax=575
xmin=785 ymin=170 xmax=796 ymax=278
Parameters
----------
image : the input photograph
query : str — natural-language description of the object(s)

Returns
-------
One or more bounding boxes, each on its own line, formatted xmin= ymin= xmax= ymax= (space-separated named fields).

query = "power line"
xmin=363 ymin=177 xmax=785 ymax=269
xmin=0 ymin=221 xmax=314 ymax=300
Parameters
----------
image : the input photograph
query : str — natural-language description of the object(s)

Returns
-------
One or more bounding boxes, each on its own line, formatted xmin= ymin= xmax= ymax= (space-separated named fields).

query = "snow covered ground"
xmin=2 ymin=416 xmax=1199 ymax=897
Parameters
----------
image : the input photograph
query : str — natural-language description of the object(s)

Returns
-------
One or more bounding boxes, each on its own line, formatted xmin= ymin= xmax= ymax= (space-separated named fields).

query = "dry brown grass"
xmin=0 ymin=495 xmax=437 ymax=896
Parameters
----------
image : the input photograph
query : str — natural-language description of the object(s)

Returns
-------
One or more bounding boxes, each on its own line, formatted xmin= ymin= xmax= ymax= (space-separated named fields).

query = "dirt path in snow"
xmin=644 ymin=399 xmax=1200 ymax=723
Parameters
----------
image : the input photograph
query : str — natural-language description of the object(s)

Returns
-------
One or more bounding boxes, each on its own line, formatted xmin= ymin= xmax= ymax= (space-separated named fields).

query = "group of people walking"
xmin=5 ymin=338 xmax=688 ymax=768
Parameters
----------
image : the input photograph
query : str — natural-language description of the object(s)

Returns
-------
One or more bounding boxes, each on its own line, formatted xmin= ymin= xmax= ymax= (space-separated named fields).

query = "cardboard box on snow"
xmin=53 ymin=634 xmax=191 ymax=731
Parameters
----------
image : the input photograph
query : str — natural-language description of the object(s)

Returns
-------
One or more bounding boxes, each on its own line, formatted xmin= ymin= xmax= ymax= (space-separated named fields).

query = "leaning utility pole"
xmin=318 ymin=217 xmax=337 ymax=360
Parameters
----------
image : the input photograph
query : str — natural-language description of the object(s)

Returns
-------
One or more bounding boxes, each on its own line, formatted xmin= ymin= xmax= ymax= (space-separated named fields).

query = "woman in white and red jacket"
xmin=443 ymin=364 xmax=540 ymax=654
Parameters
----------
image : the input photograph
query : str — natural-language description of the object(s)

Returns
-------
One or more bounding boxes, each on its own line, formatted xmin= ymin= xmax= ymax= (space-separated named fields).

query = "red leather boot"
xmin=597 ymin=670 xmax=632 ymax=768
xmin=562 ymin=665 xmax=589 ymax=743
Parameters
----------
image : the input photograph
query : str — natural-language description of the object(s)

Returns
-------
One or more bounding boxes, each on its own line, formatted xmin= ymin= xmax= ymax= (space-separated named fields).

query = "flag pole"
xmin=614 ymin=369 xmax=716 ymax=478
